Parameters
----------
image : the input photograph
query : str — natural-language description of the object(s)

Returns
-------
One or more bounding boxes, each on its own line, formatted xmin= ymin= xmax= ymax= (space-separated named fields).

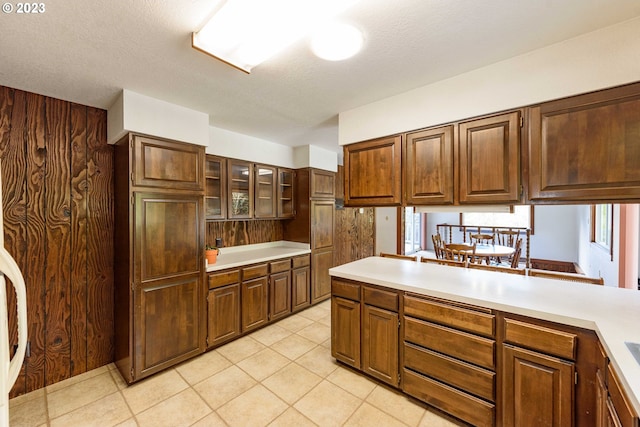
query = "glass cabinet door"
xmin=205 ymin=155 xmax=226 ymax=220
xmin=228 ymin=159 xmax=253 ymax=218
xmin=255 ymin=165 xmax=276 ymax=218
xmin=277 ymin=168 xmax=295 ymax=218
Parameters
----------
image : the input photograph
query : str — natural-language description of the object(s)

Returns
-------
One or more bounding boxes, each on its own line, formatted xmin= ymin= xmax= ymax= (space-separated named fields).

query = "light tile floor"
xmin=9 ymin=300 xmax=465 ymax=427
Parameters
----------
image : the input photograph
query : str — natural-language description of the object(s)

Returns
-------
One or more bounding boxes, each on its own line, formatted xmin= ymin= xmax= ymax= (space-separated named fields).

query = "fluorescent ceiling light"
xmin=310 ymin=23 xmax=363 ymax=61
xmin=193 ymin=0 xmax=360 ymax=73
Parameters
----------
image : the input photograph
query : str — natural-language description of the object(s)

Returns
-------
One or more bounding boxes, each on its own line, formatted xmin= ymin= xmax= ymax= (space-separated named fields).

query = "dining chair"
xmin=380 ymin=252 xmax=418 ymax=261
xmin=469 ymin=233 xmax=495 ymax=245
xmin=431 ymin=234 xmax=444 ymax=259
xmin=420 ymin=257 xmax=466 ymax=268
xmin=497 ymin=230 xmax=520 ymax=248
xmin=528 ymin=269 xmax=605 ymax=285
xmin=443 ymin=243 xmax=477 ymax=265
xmin=468 ymin=263 xmax=526 ymax=275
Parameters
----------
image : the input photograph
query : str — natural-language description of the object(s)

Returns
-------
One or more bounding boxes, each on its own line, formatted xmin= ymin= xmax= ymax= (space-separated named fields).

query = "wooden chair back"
xmin=468 ymin=263 xmax=526 ymax=275
xmin=431 ymin=234 xmax=444 ymax=259
xmin=528 ymin=269 xmax=605 ymax=285
xmin=469 ymin=233 xmax=495 ymax=245
xmin=379 ymin=252 xmax=418 ymax=261
xmin=443 ymin=243 xmax=476 ymax=264
xmin=421 ymin=257 xmax=466 ymax=268
xmin=497 ymin=230 xmax=520 ymax=248
xmin=510 ymin=238 xmax=523 ymax=269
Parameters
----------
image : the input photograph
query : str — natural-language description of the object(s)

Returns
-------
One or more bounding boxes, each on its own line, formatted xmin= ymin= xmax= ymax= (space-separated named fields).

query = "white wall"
xmin=577 ymin=205 xmax=620 ymax=287
xmin=375 ymin=207 xmax=397 ymax=255
xmin=339 ymin=16 xmax=640 ymax=145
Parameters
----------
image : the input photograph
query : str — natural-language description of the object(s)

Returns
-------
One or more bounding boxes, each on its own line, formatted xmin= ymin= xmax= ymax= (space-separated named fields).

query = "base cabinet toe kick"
xmin=330 ymin=277 xmax=639 ymax=427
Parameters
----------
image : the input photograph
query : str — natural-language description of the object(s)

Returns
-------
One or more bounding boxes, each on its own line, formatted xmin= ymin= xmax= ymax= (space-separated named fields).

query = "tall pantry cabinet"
xmin=284 ymin=168 xmax=336 ymax=304
xmin=114 ymin=134 xmax=206 ymax=384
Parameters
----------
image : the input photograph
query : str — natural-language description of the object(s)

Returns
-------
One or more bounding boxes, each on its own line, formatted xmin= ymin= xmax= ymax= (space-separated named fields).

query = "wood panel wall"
xmin=334 ymin=166 xmax=375 ymax=265
xmin=0 ymin=85 xmax=113 ymax=397
xmin=206 ymin=220 xmax=283 ymax=248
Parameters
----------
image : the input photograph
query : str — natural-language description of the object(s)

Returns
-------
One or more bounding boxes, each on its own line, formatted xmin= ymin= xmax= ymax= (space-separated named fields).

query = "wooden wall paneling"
xmin=44 ymin=96 xmax=72 ymax=385
xmin=25 ymin=91 xmax=47 ymax=392
xmin=0 ymin=86 xmax=29 ymax=397
xmin=206 ymin=220 xmax=283 ymax=247
xmin=70 ymin=103 xmax=87 ymax=375
xmin=85 ymin=107 xmax=113 ymax=370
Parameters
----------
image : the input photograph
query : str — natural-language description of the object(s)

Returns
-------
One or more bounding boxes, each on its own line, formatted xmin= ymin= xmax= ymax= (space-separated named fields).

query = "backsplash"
xmin=206 ymin=220 xmax=284 ymax=247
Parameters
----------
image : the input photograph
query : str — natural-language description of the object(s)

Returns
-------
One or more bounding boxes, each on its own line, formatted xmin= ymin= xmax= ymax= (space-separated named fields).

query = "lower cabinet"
xmin=241 ymin=276 xmax=269 ymax=332
xmin=269 ymin=271 xmax=291 ymax=322
xmin=207 ymin=284 xmax=240 ymax=348
xmin=331 ymin=296 xmax=361 ymax=368
xmin=312 ymin=248 xmax=334 ymax=303
xmin=292 ymin=255 xmax=311 ymax=312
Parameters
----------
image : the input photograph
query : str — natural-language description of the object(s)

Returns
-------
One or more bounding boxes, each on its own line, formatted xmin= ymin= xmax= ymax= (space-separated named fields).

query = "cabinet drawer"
xmin=270 ymin=259 xmax=291 ymax=274
xmin=404 ymin=294 xmax=495 ymax=338
xmin=403 ymin=368 xmax=495 ymax=427
xmin=404 ymin=342 xmax=495 ymax=402
xmin=607 ymin=364 xmax=639 ymax=427
xmin=242 ymin=264 xmax=269 ymax=280
xmin=292 ymin=254 xmax=310 ymax=268
xmin=504 ymin=318 xmax=576 ymax=361
xmin=208 ymin=269 xmax=240 ymax=289
xmin=404 ymin=317 xmax=495 ymax=370
xmin=363 ymin=286 xmax=398 ymax=312
xmin=331 ymin=279 xmax=360 ymax=301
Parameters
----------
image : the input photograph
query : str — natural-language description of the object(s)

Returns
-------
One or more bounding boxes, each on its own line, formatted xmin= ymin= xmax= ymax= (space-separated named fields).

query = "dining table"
xmin=473 ymin=244 xmax=515 ymax=264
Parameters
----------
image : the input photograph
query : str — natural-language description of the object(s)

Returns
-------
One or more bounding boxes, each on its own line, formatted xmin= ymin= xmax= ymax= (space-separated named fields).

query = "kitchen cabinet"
xmin=284 ymin=168 xmax=336 ymax=304
xmin=205 ymin=155 xmax=226 ymax=220
xmin=277 ymin=168 xmax=295 ymax=218
xmin=241 ymin=263 xmax=269 ymax=332
xmin=207 ymin=269 xmax=241 ymax=348
xmin=458 ymin=111 xmax=521 ymax=204
xmin=529 ymin=81 xmax=640 ymax=202
xmin=607 ymin=363 xmax=640 ymax=427
xmin=291 ymin=254 xmax=311 ymax=312
xmin=362 ymin=286 xmax=399 ymax=387
xmin=404 ymin=126 xmax=454 ymax=205
xmin=344 ymin=135 xmax=402 ymax=206
xmin=228 ymin=159 xmax=254 ymax=219
xmin=331 ymin=279 xmax=361 ymax=368
xmin=269 ymin=259 xmax=291 ymax=321
xmin=114 ymin=133 xmax=206 ymax=384
xmin=255 ymin=164 xmax=277 ymax=218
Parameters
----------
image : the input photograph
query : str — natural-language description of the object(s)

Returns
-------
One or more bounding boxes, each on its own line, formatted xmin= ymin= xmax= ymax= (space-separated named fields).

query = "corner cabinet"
xmin=344 ymin=135 xmax=402 ymax=206
xmin=529 ymin=82 xmax=640 ymax=202
xmin=114 ymin=133 xmax=206 ymax=384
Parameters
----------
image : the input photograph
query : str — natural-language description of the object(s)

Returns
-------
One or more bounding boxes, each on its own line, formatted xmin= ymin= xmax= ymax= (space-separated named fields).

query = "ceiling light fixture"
xmin=310 ymin=23 xmax=363 ymax=61
xmin=192 ymin=0 xmax=360 ymax=74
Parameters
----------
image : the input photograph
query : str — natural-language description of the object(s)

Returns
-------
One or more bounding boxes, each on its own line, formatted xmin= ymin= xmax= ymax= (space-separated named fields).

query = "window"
xmin=461 ymin=205 xmax=533 ymax=232
xmin=404 ymin=207 xmax=422 ymax=254
xmin=591 ymin=204 xmax=613 ymax=258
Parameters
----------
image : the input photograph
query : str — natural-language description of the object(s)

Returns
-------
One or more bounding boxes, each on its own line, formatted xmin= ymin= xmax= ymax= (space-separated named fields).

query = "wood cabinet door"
xmin=362 ymin=305 xmax=399 ymax=386
xmin=311 ymin=200 xmax=334 ymax=250
xmin=269 ymin=271 xmax=291 ymax=321
xmin=241 ymin=276 xmax=268 ymax=332
xmin=404 ymin=126 xmax=454 ymax=205
xmin=277 ymin=168 xmax=295 ymax=218
xmin=310 ymin=168 xmax=336 ymax=199
xmin=205 ymin=155 xmax=226 ymax=220
xmin=344 ymin=135 xmax=402 ymax=206
xmin=207 ymin=284 xmax=240 ymax=348
xmin=502 ymin=344 xmax=574 ymax=427
xmin=529 ymin=83 xmax=640 ymax=202
xmin=132 ymin=135 xmax=204 ymax=191
xmin=311 ymin=248 xmax=333 ymax=304
xmin=255 ymin=164 xmax=277 ymax=218
xmin=291 ymin=266 xmax=310 ymax=312
xmin=331 ymin=296 xmax=361 ymax=368
xmin=458 ymin=111 xmax=521 ymax=204
xmin=227 ymin=159 xmax=254 ymax=219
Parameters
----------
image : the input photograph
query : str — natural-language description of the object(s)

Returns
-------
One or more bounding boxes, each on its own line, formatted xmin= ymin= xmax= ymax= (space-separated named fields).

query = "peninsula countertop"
xmin=329 ymin=256 xmax=640 ymax=413
xmin=206 ymin=241 xmax=311 ymax=272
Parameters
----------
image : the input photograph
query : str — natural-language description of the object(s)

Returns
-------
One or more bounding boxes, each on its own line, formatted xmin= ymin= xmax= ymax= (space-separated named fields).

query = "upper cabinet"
xmin=529 ymin=82 xmax=640 ymax=202
xmin=277 ymin=168 xmax=295 ymax=218
xmin=132 ymin=135 xmax=204 ymax=191
xmin=310 ymin=168 xmax=336 ymax=199
xmin=344 ymin=135 xmax=402 ymax=207
xmin=228 ymin=159 xmax=254 ymax=219
xmin=254 ymin=164 xmax=277 ymax=219
xmin=458 ymin=111 xmax=521 ymax=204
xmin=404 ymin=126 xmax=454 ymax=205
xmin=205 ymin=155 xmax=226 ymax=220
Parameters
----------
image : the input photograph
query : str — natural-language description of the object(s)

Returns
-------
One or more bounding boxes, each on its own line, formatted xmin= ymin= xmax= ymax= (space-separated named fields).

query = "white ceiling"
xmin=2 ymin=0 xmax=640 ymax=153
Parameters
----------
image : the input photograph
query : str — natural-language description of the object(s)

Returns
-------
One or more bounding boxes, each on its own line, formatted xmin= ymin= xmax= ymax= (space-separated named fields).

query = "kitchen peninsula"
xmin=329 ymin=256 xmax=640 ymax=427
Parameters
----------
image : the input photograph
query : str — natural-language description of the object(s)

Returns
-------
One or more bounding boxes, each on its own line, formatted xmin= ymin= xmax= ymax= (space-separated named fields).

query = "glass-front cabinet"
xmin=278 ymin=168 xmax=295 ymax=218
xmin=205 ymin=155 xmax=226 ymax=220
xmin=228 ymin=159 xmax=253 ymax=219
xmin=255 ymin=165 xmax=277 ymax=218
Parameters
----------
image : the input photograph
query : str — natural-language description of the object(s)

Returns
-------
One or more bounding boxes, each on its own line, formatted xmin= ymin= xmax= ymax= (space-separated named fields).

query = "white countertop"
xmin=206 ymin=241 xmax=311 ymax=272
xmin=329 ymin=256 xmax=640 ymax=413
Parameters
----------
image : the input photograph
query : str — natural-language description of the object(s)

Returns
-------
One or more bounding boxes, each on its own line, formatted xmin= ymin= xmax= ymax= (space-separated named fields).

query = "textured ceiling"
xmin=2 ymin=0 xmax=640 ymax=153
